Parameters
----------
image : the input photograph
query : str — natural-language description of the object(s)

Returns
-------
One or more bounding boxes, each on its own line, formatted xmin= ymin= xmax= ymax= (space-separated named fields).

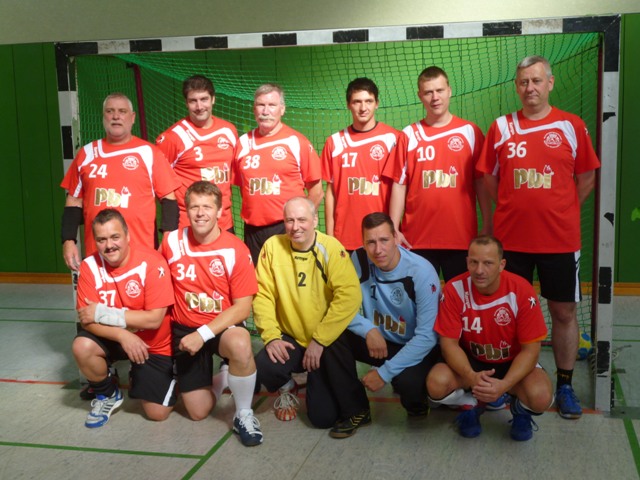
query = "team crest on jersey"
xmin=544 ymin=132 xmax=562 ymax=148
xmin=390 ymin=287 xmax=404 ymax=306
xmin=369 ymin=144 xmax=385 ymax=161
xmin=217 ymin=137 xmax=231 ymax=150
xmin=271 ymin=146 xmax=287 ymax=161
xmin=447 ymin=136 xmax=464 ymax=152
xmin=209 ymin=258 xmax=225 ymax=277
xmin=494 ymin=307 xmax=512 ymax=326
xmin=125 ymin=279 xmax=142 ymax=298
xmin=122 ymin=156 xmax=139 ymax=170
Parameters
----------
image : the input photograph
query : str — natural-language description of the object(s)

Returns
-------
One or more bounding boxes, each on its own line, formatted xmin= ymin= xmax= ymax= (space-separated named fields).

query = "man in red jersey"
xmin=477 ymin=56 xmax=600 ymax=420
xmin=157 ymin=75 xmax=238 ymax=232
xmin=427 ymin=235 xmax=553 ymax=441
xmin=386 ymin=66 xmax=491 ymax=281
xmin=73 ymin=209 xmax=176 ymax=428
xmin=234 ymin=83 xmax=323 ymax=263
xmin=321 ymin=77 xmax=400 ymax=251
xmin=161 ymin=181 xmax=262 ymax=447
xmin=61 ymin=93 xmax=180 ymax=270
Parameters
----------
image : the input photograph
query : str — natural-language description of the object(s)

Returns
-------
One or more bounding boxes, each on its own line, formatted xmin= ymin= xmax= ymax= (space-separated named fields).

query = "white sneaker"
xmin=274 ymin=383 xmax=299 ymax=421
xmin=85 ymin=387 xmax=124 ymax=428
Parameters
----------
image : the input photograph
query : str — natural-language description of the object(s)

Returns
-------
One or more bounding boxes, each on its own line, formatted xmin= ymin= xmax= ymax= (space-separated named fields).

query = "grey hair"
xmin=516 ymin=56 xmax=552 ymax=78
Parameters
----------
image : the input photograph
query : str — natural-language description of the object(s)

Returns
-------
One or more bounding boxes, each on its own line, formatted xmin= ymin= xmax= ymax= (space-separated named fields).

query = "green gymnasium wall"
xmin=0 ymin=43 xmax=66 ymax=274
xmin=617 ymin=14 xmax=640 ymax=282
xmin=0 ymin=16 xmax=639 ymax=281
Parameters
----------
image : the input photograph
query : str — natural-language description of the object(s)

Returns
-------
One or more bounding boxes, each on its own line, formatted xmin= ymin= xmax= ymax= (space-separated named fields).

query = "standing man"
xmin=253 ymin=197 xmax=361 ymax=427
xmin=321 ymin=212 xmax=441 ymax=438
xmin=234 ymin=84 xmax=323 ymax=263
xmin=161 ymin=181 xmax=262 ymax=447
xmin=477 ymin=56 xmax=600 ymax=419
xmin=386 ymin=66 xmax=491 ymax=281
xmin=61 ymin=92 xmax=180 ymax=270
xmin=427 ymin=235 xmax=553 ymax=441
xmin=72 ymin=209 xmax=176 ymax=427
xmin=321 ymin=78 xmax=400 ymax=251
xmin=156 ymin=75 xmax=238 ymax=232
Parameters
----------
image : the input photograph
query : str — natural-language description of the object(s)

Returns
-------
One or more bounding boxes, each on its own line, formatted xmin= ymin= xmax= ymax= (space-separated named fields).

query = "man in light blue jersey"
xmin=321 ymin=212 xmax=441 ymax=438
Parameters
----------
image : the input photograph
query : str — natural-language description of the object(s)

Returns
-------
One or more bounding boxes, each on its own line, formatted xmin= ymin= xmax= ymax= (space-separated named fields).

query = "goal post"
xmin=55 ymin=15 xmax=620 ymax=411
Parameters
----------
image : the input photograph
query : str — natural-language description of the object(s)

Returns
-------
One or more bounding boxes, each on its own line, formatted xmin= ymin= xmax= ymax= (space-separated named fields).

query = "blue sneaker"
xmin=233 ymin=413 xmax=264 ymax=446
xmin=486 ymin=393 xmax=510 ymax=411
xmin=454 ymin=407 xmax=482 ymax=438
xmin=85 ymin=387 xmax=124 ymax=428
xmin=509 ymin=413 xmax=538 ymax=441
xmin=509 ymin=401 xmax=538 ymax=441
xmin=555 ymin=385 xmax=582 ymax=419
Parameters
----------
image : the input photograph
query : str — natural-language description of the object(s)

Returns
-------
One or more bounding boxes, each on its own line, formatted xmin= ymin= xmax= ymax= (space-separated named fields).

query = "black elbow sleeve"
xmin=61 ymin=206 xmax=83 ymax=243
xmin=160 ymin=198 xmax=179 ymax=232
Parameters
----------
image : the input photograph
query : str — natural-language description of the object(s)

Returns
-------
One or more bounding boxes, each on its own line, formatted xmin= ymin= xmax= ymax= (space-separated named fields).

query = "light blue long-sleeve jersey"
xmin=349 ymin=246 xmax=440 ymax=383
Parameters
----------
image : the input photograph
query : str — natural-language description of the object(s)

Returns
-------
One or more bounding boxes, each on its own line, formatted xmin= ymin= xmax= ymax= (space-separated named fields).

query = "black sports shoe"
xmin=329 ymin=410 xmax=372 ymax=438
xmin=407 ymin=405 xmax=430 ymax=417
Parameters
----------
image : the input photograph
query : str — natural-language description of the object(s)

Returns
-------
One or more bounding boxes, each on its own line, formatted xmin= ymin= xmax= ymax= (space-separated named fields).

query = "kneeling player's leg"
xmin=427 ymin=363 xmax=462 ymax=400
xmin=306 ymin=362 xmax=339 ymax=428
xmin=130 ymin=354 xmax=177 ymax=422
xmin=510 ymin=365 xmax=554 ymax=414
xmin=72 ymin=332 xmax=124 ymax=427
xmin=173 ymin=323 xmax=217 ymax=420
xmin=72 ymin=335 xmax=109 ymax=383
xmin=392 ymin=347 xmax=439 ymax=415
xmin=219 ymin=327 xmax=257 ymax=416
xmin=321 ymin=331 xmax=370 ymax=419
xmin=254 ymin=334 xmax=305 ymax=393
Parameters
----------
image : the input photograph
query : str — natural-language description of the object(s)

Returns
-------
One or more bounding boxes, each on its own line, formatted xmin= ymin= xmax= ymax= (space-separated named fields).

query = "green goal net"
xmin=74 ymin=32 xmax=601 ymax=337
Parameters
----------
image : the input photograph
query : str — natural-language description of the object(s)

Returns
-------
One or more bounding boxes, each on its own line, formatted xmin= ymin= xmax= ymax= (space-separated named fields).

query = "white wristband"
xmin=95 ymin=303 xmax=127 ymax=328
xmin=197 ymin=325 xmax=215 ymax=342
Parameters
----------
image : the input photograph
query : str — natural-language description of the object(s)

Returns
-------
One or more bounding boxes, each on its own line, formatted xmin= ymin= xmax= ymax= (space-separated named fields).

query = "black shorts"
xmin=129 ymin=354 xmax=177 ymax=406
xmin=412 ymin=249 xmax=467 ymax=282
xmin=467 ymin=355 xmax=543 ymax=379
xmin=467 ymin=356 xmax=513 ymax=379
xmin=76 ymin=330 xmax=177 ymax=406
xmin=504 ymin=250 xmax=581 ymax=302
xmin=244 ymin=221 xmax=285 ymax=264
xmin=172 ymin=322 xmax=237 ymax=393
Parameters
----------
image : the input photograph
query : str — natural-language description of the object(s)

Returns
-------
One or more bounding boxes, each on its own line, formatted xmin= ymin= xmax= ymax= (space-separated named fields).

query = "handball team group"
xmin=60 ymin=54 xmax=600 ymax=446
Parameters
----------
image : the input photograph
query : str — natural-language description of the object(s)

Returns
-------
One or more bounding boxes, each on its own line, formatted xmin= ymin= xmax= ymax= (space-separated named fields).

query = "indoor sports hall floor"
xmin=1 ymin=283 xmax=640 ymax=480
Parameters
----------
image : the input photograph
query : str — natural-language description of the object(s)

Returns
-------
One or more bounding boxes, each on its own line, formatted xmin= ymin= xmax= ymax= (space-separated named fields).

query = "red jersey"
xmin=161 ymin=227 xmax=258 ymax=328
xmin=61 ymin=137 xmax=180 ymax=256
xmin=435 ymin=270 xmax=547 ymax=363
xmin=156 ymin=117 xmax=238 ymax=231
xmin=234 ymin=124 xmax=321 ymax=226
xmin=477 ymin=108 xmax=600 ymax=253
xmin=321 ymin=123 xmax=400 ymax=249
xmin=383 ymin=116 xmax=484 ymax=249
xmin=77 ymin=246 xmax=174 ymax=356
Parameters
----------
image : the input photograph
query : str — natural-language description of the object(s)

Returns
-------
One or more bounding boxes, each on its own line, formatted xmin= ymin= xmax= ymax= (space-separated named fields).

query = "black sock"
xmin=557 ymin=369 xmax=573 ymax=389
xmin=90 ymin=374 xmax=116 ymax=397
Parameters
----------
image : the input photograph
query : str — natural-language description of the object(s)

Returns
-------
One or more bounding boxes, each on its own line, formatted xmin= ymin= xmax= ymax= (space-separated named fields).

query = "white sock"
xmin=431 ymin=388 xmax=478 ymax=407
xmin=279 ymin=378 xmax=295 ymax=393
xmin=229 ymin=371 xmax=257 ymax=417
xmin=211 ymin=363 xmax=229 ymax=400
